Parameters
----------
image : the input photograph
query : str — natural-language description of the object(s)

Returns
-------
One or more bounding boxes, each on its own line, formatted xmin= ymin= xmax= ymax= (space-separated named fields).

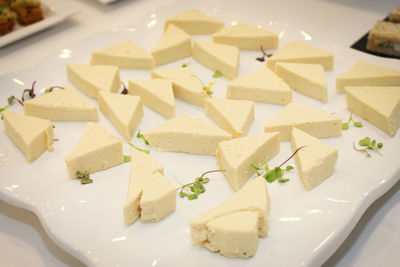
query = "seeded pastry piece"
xmin=66 ymin=63 xmax=120 ymax=99
xmin=129 ymin=79 xmax=175 ymax=119
xmin=2 ymin=111 xmax=54 ymax=163
xmin=205 ymin=98 xmax=254 ymax=138
xmin=24 ymin=85 xmax=99 ymax=121
xmin=124 ymin=150 xmax=175 ymax=225
xmin=189 ymin=176 xmax=270 ymax=258
xmin=226 ymin=68 xmax=292 ymax=105
xmin=346 ymin=86 xmax=400 ymax=136
xmin=164 ymin=9 xmax=224 ymax=34
xmin=151 ymin=24 xmax=191 ymax=66
xmin=389 ymin=6 xmax=400 ymax=22
xmin=151 ymin=67 xmax=208 ymax=107
xmin=65 ymin=122 xmax=123 ymax=178
xmin=266 ymin=41 xmax=334 ymax=70
xmin=144 ymin=114 xmax=232 ymax=156
xmin=98 ymin=91 xmax=143 ymax=140
xmin=264 ymin=103 xmax=342 ymax=141
xmin=336 ymin=61 xmax=400 ymax=93
xmin=212 ymin=23 xmax=278 ymax=50
xmin=90 ymin=40 xmax=155 ymax=69
xmin=366 ymin=20 xmax=400 ymax=58
xmin=217 ymin=132 xmax=280 ymax=191
xmin=290 ymin=127 xmax=338 ymax=191
xmin=275 ymin=62 xmax=327 ymax=102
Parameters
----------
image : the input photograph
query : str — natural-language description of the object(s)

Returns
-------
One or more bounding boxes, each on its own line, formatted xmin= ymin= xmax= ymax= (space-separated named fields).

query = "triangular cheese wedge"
xmin=266 ymin=41 xmax=334 ymax=70
xmin=275 ymin=62 xmax=327 ymax=102
xmin=66 ymin=63 xmax=120 ymax=99
xmin=123 ymin=149 xmax=164 ymax=225
xmin=346 ymin=86 xmax=400 ymax=136
xmin=190 ymin=176 xmax=270 ymax=257
xmin=264 ymin=103 xmax=342 ymax=141
xmin=212 ymin=23 xmax=278 ymax=50
xmin=217 ymin=132 xmax=280 ymax=191
xmin=65 ymin=122 xmax=123 ymax=178
xmin=290 ymin=127 xmax=338 ymax=191
xmin=164 ymin=9 xmax=224 ymax=34
xmin=3 ymin=111 xmax=54 ymax=163
xmin=140 ymin=172 xmax=176 ymax=223
xmin=98 ymin=91 xmax=143 ymax=140
xmin=151 ymin=67 xmax=209 ymax=107
xmin=144 ymin=114 xmax=232 ymax=155
xmin=152 ymin=24 xmax=191 ymax=66
xmin=192 ymin=40 xmax=239 ymax=80
xmin=204 ymin=98 xmax=254 ymax=137
xmin=336 ymin=61 xmax=400 ymax=93
xmin=227 ymin=68 xmax=292 ymax=105
xmin=90 ymin=40 xmax=155 ymax=69
xmin=24 ymin=86 xmax=99 ymax=121
xmin=129 ymin=79 xmax=175 ymax=119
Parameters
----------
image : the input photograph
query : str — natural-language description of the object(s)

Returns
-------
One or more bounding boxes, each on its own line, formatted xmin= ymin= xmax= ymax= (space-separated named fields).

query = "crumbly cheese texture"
xmin=345 ymin=86 xmax=400 ymax=136
xmin=189 ymin=176 xmax=270 ymax=259
xmin=3 ymin=111 xmax=54 ymax=163
xmin=152 ymin=24 xmax=191 ymax=66
xmin=65 ymin=122 xmax=123 ymax=178
xmin=164 ymin=9 xmax=224 ymax=34
xmin=264 ymin=103 xmax=342 ymax=141
xmin=90 ymin=40 xmax=155 ymax=69
xmin=98 ymin=91 xmax=143 ymax=140
xmin=192 ymin=40 xmax=240 ymax=80
xmin=144 ymin=114 xmax=232 ymax=156
xmin=226 ymin=68 xmax=292 ymax=105
xmin=151 ymin=67 xmax=209 ymax=107
xmin=212 ymin=23 xmax=279 ymax=50
xmin=24 ymin=85 xmax=99 ymax=121
xmin=275 ymin=62 xmax=327 ymax=103
xmin=336 ymin=61 xmax=400 ymax=93
xmin=266 ymin=41 xmax=334 ymax=70
xmin=66 ymin=63 xmax=120 ymax=99
xmin=204 ymin=98 xmax=254 ymax=138
xmin=217 ymin=132 xmax=280 ymax=191
xmin=290 ymin=127 xmax=338 ymax=191
xmin=128 ymin=79 xmax=175 ymax=119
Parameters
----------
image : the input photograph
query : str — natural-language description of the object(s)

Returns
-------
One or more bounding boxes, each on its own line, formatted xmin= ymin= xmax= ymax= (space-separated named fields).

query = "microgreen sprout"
xmin=120 ymin=82 xmax=128 ymax=95
xmin=342 ymin=110 xmax=363 ymax=130
xmin=181 ymin=63 xmax=188 ymax=68
xmin=136 ymin=129 xmax=149 ymax=145
xmin=252 ymin=146 xmax=305 ymax=183
xmin=44 ymin=86 xmax=64 ymax=94
xmin=203 ymin=82 xmax=215 ymax=96
xmin=353 ymin=137 xmax=383 ymax=157
xmin=213 ymin=70 xmax=223 ymax=78
xmin=177 ymin=170 xmax=225 ymax=200
xmin=125 ymin=140 xmax=150 ymax=154
xmin=76 ymin=171 xmax=93 ymax=184
xmin=256 ymin=45 xmax=273 ymax=62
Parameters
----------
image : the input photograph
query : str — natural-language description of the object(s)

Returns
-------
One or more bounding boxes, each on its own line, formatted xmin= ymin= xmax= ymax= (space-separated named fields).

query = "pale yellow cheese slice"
xmin=128 ymin=79 xmax=175 ymax=119
xmin=151 ymin=67 xmax=209 ymax=107
xmin=90 ymin=40 xmax=155 ymax=69
xmin=264 ymin=103 xmax=342 ymax=141
xmin=152 ymin=24 xmax=191 ymax=66
xmin=204 ymin=98 xmax=254 ymax=137
xmin=3 ymin=111 xmax=54 ymax=163
xmin=226 ymin=68 xmax=292 ymax=105
xmin=212 ymin=23 xmax=278 ymax=50
xmin=144 ymin=114 xmax=232 ymax=156
xmin=290 ymin=127 xmax=338 ymax=191
xmin=98 ymin=91 xmax=143 ymax=140
xmin=192 ymin=40 xmax=239 ymax=80
xmin=65 ymin=122 xmax=123 ymax=178
xmin=217 ymin=132 xmax=280 ymax=191
xmin=275 ymin=62 xmax=327 ymax=102
xmin=164 ymin=9 xmax=224 ymax=34
xmin=336 ymin=61 xmax=400 ymax=93
xmin=66 ymin=63 xmax=120 ymax=99
xmin=345 ymin=86 xmax=400 ymax=136
xmin=24 ymin=85 xmax=99 ymax=121
xmin=266 ymin=41 xmax=334 ymax=70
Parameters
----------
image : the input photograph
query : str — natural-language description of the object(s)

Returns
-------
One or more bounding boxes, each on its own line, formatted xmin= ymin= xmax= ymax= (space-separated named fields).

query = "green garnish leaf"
xmin=81 ymin=178 xmax=93 ymax=184
xmin=123 ymin=155 xmax=131 ymax=163
xmin=179 ymin=192 xmax=188 ymax=198
xmin=353 ymin=121 xmax=363 ymax=127
xmin=188 ymin=194 xmax=198 ymax=200
xmin=213 ymin=70 xmax=223 ymax=78
xmin=136 ymin=129 xmax=149 ymax=145
xmin=182 ymin=63 xmax=188 ymax=68
xmin=341 ymin=122 xmax=349 ymax=130
xmin=252 ymin=164 xmax=261 ymax=170
xmin=285 ymin=165 xmax=294 ymax=171
xmin=76 ymin=171 xmax=92 ymax=185
xmin=278 ymin=177 xmax=289 ymax=183
xmin=377 ymin=143 xmax=383 ymax=148
xmin=359 ymin=137 xmax=370 ymax=147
